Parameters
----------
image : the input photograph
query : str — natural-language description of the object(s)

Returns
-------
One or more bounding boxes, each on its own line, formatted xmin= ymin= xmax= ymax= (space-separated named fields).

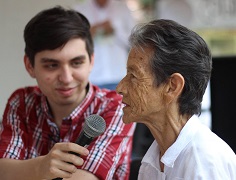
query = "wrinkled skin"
xmin=116 ymin=48 xmax=167 ymax=124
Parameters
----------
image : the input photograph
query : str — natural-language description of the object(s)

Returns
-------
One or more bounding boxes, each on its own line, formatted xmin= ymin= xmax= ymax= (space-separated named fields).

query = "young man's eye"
xmin=44 ymin=63 xmax=58 ymax=69
xmin=72 ymin=61 xmax=83 ymax=67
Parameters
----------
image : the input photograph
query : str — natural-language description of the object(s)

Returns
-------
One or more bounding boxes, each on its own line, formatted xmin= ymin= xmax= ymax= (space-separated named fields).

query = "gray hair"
xmin=129 ymin=19 xmax=212 ymax=116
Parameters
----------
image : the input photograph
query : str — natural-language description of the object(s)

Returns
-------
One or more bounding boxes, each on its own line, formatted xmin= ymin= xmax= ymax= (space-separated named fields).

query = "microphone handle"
xmin=75 ymin=131 xmax=94 ymax=147
xmin=52 ymin=132 xmax=94 ymax=180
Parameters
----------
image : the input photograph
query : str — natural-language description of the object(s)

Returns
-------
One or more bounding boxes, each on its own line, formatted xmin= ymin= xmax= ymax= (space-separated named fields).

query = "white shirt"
xmin=74 ymin=0 xmax=135 ymax=85
xmin=139 ymin=115 xmax=236 ymax=180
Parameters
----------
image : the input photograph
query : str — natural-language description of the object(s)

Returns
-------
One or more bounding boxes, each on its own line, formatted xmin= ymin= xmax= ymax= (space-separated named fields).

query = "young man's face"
xmin=25 ymin=38 xmax=94 ymax=109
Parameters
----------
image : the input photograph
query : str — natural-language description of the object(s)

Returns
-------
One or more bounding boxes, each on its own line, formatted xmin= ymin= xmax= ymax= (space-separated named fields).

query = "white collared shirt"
xmin=138 ymin=115 xmax=236 ymax=180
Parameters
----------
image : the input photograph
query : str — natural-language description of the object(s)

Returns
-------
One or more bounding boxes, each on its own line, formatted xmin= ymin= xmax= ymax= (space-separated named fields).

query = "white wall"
xmin=0 ymin=0 xmax=80 ymax=118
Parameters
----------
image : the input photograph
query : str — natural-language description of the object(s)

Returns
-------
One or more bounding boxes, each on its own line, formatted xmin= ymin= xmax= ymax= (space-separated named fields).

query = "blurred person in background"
xmin=74 ymin=0 xmax=136 ymax=90
xmin=116 ymin=19 xmax=236 ymax=179
xmin=0 ymin=6 xmax=135 ymax=180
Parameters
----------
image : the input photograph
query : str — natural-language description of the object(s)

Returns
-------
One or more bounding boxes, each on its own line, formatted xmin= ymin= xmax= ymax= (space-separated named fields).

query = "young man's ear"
xmin=89 ymin=53 xmax=95 ymax=73
xmin=24 ymin=55 xmax=36 ymax=78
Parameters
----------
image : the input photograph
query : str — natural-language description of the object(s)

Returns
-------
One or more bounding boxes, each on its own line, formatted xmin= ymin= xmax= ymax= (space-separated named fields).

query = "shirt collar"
xmin=142 ymin=140 xmax=161 ymax=169
xmin=142 ymin=115 xmax=201 ymax=169
xmin=41 ymin=94 xmax=52 ymax=119
xmin=161 ymin=115 xmax=200 ymax=167
xmin=69 ymin=83 xmax=94 ymax=121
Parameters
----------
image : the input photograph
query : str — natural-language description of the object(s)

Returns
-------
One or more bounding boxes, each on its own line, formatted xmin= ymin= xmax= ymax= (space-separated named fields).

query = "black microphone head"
xmin=83 ymin=114 xmax=106 ymax=138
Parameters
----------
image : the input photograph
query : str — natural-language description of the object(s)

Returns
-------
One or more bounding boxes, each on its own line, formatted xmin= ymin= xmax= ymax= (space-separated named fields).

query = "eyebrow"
xmin=40 ymin=55 xmax=86 ymax=63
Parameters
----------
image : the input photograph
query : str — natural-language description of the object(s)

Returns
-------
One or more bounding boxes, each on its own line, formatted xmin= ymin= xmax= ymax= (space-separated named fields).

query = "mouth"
xmin=56 ymin=87 xmax=76 ymax=96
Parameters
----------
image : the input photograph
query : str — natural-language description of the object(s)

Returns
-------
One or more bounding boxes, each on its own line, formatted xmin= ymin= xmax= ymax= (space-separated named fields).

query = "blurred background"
xmin=1 ymin=0 xmax=236 ymax=157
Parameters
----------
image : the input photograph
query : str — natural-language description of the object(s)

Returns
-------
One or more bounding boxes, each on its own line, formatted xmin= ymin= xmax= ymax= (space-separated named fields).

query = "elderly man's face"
xmin=116 ymin=48 xmax=166 ymax=124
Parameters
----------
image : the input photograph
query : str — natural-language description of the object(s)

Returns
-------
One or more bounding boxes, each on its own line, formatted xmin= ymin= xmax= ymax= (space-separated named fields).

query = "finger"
xmin=48 ymin=161 xmax=74 ymax=179
xmin=50 ymin=144 xmax=85 ymax=166
xmin=56 ymin=143 xmax=89 ymax=156
xmin=57 ymin=160 xmax=77 ymax=174
xmin=60 ymin=152 xmax=85 ymax=166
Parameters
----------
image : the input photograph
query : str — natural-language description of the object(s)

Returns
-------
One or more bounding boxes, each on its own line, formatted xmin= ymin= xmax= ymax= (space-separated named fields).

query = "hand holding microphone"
xmin=53 ymin=114 xmax=106 ymax=180
xmin=70 ymin=114 xmax=106 ymax=156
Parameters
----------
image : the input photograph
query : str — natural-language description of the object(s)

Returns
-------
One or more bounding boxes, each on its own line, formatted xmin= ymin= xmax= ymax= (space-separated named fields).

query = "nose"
xmin=58 ymin=66 xmax=73 ymax=84
xmin=116 ymin=78 xmax=126 ymax=96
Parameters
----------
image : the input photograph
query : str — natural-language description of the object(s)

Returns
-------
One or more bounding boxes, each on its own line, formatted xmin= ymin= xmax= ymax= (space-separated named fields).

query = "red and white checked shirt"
xmin=0 ymin=84 xmax=136 ymax=180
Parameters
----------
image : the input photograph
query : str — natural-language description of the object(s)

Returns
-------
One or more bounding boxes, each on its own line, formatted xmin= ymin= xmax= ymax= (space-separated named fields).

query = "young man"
xmin=0 ymin=6 xmax=135 ymax=180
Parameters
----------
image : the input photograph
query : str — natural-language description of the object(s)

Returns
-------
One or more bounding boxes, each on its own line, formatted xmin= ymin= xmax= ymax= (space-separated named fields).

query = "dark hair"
xmin=24 ymin=6 xmax=94 ymax=66
xmin=129 ymin=19 xmax=212 ymax=116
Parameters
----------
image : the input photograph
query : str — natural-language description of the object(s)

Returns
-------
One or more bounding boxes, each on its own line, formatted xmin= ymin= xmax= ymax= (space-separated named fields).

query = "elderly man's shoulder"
xmin=186 ymin=124 xmax=236 ymax=165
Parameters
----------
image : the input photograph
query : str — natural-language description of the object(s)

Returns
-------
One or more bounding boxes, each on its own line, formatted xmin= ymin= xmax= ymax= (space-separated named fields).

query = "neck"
xmin=146 ymin=113 xmax=189 ymax=158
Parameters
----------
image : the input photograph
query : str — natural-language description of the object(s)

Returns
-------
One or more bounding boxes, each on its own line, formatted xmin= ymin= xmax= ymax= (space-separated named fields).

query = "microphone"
xmin=70 ymin=114 xmax=106 ymax=156
xmin=53 ymin=114 xmax=106 ymax=180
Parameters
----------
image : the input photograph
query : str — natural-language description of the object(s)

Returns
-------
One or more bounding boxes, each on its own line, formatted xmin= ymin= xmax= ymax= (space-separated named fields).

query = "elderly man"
xmin=116 ymin=19 xmax=236 ymax=179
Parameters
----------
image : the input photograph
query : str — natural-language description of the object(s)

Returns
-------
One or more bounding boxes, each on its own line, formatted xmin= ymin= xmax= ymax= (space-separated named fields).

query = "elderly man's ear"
xmin=164 ymin=73 xmax=185 ymax=104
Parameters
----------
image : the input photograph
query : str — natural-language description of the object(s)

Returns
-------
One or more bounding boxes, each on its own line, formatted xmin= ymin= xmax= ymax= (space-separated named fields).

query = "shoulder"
xmin=193 ymin=123 xmax=234 ymax=155
xmin=93 ymin=85 xmax=122 ymax=103
xmin=8 ymin=86 xmax=42 ymax=102
xmin=3 ymin=86 xmax=43 ymax=123
xmin=4 ymin=86 xmax=43 ymax=114
xmin=183 ymin=125 xmax=236 ymax=171
xmin=88 ymin=85 xmax=124 ymax=116
xmin=183 ymin=116 xmax=234 ymax=156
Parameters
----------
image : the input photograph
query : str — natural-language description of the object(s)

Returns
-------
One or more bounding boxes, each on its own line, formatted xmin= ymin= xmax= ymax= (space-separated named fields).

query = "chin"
xmin=122 ymin=115 xmax=135 ymax=124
